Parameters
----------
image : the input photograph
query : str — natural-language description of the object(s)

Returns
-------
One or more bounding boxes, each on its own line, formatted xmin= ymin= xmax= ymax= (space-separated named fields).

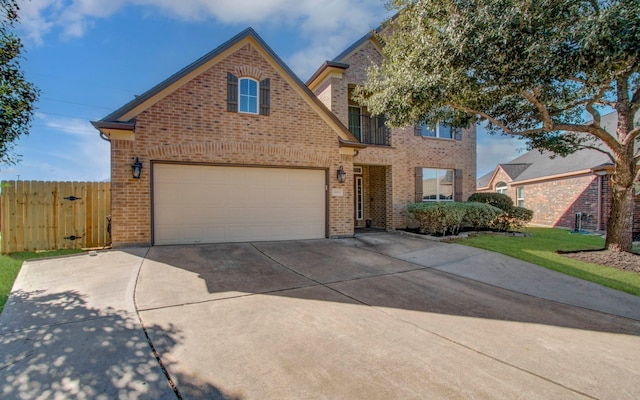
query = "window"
xmin=348 ymin=106 xmax=362 ymax=140
xmin=355 ymin=176 xmax=363 ymax=220
xmin=227 ymin=73 xmax=270 ymax=115
xmin=496 ymin=182 xmax=508 ymax=195
xmin=419 ymin=122 xmax=456 ymax=139
xmin=516 ymin=186 xmax=524 ymax=207
xmin=239 ymin=78 xmax=258 ymax=114
xmin=422 ymin=168 xmax=454 ymax=201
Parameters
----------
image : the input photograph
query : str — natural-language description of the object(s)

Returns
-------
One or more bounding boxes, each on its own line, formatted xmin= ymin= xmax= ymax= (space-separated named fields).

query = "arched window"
xmin=239 ymin=77 xmax=258 ymax=114
xmin=496 ymin=181 xmax=508 ymax=194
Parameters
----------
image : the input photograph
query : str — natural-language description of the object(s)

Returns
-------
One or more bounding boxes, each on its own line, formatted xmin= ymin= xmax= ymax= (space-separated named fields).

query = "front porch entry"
xmin=354 ymin=165 xmax=389 ymax=229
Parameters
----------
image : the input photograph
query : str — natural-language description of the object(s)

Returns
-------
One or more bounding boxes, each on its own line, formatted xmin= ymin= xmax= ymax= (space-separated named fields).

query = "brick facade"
xmin=313 ymin=40 xmax=477 ymax=229
xmin=480 ymin=169 xmax=640 ymax=235
xmin=100 ymin=29 xmax=477 ymax=246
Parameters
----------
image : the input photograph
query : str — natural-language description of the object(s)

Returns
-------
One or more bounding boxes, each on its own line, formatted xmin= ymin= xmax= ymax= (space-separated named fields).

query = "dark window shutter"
xmin=259 ymin=78 xmax=270 ymax=116
xmin=414 ymin=124 xmax=422 ymax=136
xmin=227 ymin=72 xmax=238 ymax=112
xmin=454 ymin=128 xmax=462 ymax=141
xmin=415 ymin=167 xmax=423 ymax=202
xmin=454 ymin=169 xmax=463 ymax=201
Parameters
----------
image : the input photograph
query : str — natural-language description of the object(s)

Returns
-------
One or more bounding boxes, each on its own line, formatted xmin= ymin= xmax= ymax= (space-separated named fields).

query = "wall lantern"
xmin=131 ymin=157 xmax=143 ymax=179
xmin=336 ymin=165 xmax=346 ymax=183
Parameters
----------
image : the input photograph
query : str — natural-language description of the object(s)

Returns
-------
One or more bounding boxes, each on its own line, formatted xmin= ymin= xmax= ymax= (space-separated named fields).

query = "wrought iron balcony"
xmin=348 ymin=113 xmax=391 ymax=146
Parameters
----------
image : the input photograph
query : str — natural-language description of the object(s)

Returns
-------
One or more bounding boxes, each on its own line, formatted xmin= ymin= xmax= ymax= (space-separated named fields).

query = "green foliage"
xmin=490 ymin=206 xmax=535 ymax=232
xmin=461 ymin=202 xmax=504 ymax=229
xmin=452 ymin=228 xmax=640 ymax=296
xmin=407 ymin=202 xmax=467 ymax=235
xmin=0 ymin=0 xmax=39 ymax=165
xmin=408 ymin=200 xmax=533 ymax=235
xmin=467 ymin=192 xmax=514 ymax=211
xmin=360 ymin=0 xmax=639 ymax=251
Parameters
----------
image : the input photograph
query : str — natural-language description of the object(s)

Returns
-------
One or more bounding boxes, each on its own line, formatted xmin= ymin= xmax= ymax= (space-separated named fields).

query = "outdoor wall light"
xmin=337 ymin=165 xmax=346 ymax=183
xmin=131 ymin=157 xmax=143 ymax=179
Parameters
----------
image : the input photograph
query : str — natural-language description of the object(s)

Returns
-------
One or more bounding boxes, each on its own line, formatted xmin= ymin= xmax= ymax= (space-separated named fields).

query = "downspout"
xmin=99 ymin=131 xmax=111 ymax=142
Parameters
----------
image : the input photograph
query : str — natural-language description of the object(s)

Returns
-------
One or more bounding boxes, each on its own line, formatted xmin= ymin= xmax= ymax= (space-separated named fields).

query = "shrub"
xmin=467 ymin=192 xmax=513 ymax=211
xmin=490 ymin=206 xmax=534 ymax=232
xmin=462 ymin=202 xmax=504 ymax=229
xmin=407 ymin=202 xmax=467 ymax=235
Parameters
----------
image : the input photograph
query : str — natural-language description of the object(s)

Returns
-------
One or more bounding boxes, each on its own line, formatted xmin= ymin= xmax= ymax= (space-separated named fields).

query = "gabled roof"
xmin=500 ymin=163 xmax=532 ymax=180
xmin=92 ymin=27 xmax=361 ymax=145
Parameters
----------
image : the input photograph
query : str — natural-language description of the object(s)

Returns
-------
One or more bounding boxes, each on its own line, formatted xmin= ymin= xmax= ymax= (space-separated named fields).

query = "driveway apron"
xmin=136 ymin=233 xmax=640 ymax=400
xmin=0 ymin=248 xmax=176 ymax=400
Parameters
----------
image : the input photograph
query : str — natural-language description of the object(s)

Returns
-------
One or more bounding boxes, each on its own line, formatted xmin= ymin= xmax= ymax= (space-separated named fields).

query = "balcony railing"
xmin=348 ymin=113 xmax=391 ymax=146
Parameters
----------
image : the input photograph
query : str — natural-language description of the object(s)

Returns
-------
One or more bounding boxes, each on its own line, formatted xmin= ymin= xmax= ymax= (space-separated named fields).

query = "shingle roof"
xmin=499 ymin=163 xmax=532 ymax=180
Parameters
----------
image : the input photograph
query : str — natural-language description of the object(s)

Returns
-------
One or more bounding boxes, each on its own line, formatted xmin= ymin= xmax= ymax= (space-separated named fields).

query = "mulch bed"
xmin=560 ymin=249 xmax=640 ymax=273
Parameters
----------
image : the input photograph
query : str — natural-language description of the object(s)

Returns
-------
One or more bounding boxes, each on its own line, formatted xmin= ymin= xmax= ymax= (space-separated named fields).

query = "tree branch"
xmin=585 ymin=84 xmax=610 ymax=129
xmin=579 ymin=145 xmax=615 ymax=163
xmin=521 ymin=90 xmax=553 ymax=130
xmin=631 ymin=86 xmax=640 ymax=114
xmin=446 ymin=102 xmax=544 ymax=136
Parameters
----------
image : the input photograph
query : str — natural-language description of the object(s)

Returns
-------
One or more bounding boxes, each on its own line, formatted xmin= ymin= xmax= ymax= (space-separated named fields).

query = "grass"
xmin=452 ymin=227 xmax=640 ymax=297
xmin=0 ymin=249 xmax=84 ymax=314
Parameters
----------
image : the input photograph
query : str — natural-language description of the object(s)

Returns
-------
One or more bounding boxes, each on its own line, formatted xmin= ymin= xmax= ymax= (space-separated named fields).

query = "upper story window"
xmin=416 ymin=122 xmax=462 ymax=140
xmin=239 ymin=78 xmax=258 ymax=114
xmin=227 ymin=72 xmax=270 ymax=115
xmin=496 ymin=182 xmax=508 ymax=195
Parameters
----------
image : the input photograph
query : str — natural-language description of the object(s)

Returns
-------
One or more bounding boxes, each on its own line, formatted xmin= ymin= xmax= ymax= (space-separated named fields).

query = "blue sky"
xmin=3 ymin=0 xmax=524 ymax=183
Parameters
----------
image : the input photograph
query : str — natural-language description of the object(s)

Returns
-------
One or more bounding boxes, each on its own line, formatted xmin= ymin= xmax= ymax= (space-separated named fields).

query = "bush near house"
xmin=468 ymin=192 xmax=513 ymax=211
xmin=408 ymin=199 xmax=534 ymax=236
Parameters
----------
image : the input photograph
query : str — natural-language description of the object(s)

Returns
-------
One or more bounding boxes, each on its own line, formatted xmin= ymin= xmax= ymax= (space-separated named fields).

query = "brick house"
xmin=477 ymin=112 xmax=640 ymax=237
xmin=93 ymin=27 xmax=476 ymax=247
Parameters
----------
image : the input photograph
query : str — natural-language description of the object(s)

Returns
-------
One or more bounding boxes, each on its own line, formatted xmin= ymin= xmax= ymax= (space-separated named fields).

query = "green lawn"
xmin=0 ymin=249 xmax=84 ymax=314
xmin=452 ymin=228 xmax=640 ymax=296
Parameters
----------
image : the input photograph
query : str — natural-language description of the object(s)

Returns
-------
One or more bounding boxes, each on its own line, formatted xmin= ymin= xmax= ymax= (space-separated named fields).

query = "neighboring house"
xmin=92 ymin=27 xmax=476 ymax=247
xmin=477 ymin=112 xmax=640 ymax=237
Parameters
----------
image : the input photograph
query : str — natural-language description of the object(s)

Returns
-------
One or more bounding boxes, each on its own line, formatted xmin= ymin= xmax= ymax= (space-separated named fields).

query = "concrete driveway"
xmin=2 ymin=232 xmax=640 ymax=399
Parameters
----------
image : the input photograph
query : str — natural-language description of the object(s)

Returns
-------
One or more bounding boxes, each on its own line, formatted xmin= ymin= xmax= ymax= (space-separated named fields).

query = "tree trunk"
xmin=605 ymin=173 xmax=634 ymax=253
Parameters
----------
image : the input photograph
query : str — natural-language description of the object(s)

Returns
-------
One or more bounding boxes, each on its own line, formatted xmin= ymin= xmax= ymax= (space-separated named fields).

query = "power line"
xmin=40 ymin=97 xmax=114 ymax=110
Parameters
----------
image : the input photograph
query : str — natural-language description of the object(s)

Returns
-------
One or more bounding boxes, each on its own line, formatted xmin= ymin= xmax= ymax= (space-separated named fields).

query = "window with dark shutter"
xmin=414 ymin=124 xmax=422 ymax=136
xmin=415 ymin=167 xmax=423 ymax=202
xmin=259 ymin=78 xmax=270 ymax=116
xmin=227 ymin=72 xmax=238 ymax=112
xmin=454 ymin=169 xmax=463 ymax=202
xmin=454 ymin=128 xmax=462 ymax=141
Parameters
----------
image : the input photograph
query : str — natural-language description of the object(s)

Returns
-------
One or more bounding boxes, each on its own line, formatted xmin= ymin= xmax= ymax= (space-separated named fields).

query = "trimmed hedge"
xmin=408 ymin=202 xmax=503 ymax=235
xmin=467 ymin=192 xmax=513 ymax=211
xmin=407 ymin=201 xmax=533 ymax=235
xmin=491 ymin=206 xmax=534 ymax=232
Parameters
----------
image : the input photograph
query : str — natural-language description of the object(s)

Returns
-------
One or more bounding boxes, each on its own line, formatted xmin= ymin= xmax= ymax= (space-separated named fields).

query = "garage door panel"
xmin=154 ymin=164 xmax=326 ymax=245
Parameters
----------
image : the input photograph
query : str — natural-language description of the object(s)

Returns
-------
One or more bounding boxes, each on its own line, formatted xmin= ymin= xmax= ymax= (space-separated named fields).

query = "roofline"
xmin=94 ymin=27 xmax=359 ymax=143
xmin=91 ymin=120 xmax=135 ymax=130
xmin=331 ymin=14 xmax=396 ymax=63
xmin=511 ymin=168 xmax=606 ymax=185
xmin=306 ymin=61 xmax=349 ymax=87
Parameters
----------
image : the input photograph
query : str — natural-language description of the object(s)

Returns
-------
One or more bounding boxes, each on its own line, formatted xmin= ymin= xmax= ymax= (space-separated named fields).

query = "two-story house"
xmin=93 ymin=27 xmax=476 ymax=247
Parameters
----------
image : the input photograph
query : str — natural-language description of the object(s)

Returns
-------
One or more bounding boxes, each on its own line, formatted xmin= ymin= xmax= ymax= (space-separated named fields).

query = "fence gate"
xmin=1 ymin=181 xmax=111 ymax=254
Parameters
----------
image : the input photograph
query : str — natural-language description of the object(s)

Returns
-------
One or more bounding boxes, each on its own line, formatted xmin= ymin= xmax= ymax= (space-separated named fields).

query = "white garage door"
xmin=153 ymin=164 xmax=326 ymax=245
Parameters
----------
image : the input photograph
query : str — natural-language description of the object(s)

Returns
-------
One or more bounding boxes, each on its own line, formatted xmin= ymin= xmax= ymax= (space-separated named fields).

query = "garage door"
xmin=153 ymin=164 xmax=326 ymax=245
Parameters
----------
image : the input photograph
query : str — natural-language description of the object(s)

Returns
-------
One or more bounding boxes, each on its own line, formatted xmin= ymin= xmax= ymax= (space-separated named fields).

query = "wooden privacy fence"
xmin=1 ymin=181 xmax=111 ymax=254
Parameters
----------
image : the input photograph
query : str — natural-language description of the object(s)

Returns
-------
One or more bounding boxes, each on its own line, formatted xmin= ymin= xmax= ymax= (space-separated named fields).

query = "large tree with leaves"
xmin=358 ymin=0 xmax=640 ymax=252
xmin=1 ymin=0 xmax=38 ymax=165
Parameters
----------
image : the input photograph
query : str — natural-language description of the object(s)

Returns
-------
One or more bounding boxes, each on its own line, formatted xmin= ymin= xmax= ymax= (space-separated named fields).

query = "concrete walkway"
xmin=2 ymin=232 xmax=640 ymax=399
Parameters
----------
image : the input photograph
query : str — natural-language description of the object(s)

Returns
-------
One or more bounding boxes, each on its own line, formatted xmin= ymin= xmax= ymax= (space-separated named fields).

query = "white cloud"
xmin=476 ymin=129 xmax=527 ymax=177
xmin=37 ymin=114 xmax=96 ymax=136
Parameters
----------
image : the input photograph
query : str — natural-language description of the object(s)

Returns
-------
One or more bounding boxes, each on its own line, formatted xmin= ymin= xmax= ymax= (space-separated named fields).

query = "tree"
xmin=0 ymin=0 xmax=38 ymax=165
xmin=357 ymin=0 xmax=640 ymax=252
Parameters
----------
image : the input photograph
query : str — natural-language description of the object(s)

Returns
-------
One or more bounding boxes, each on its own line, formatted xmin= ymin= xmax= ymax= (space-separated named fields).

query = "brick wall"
xmin=316 ymin=40 xmax=477 ymax=230
xmin=110 ymin=42 xmax=351 ymax=245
